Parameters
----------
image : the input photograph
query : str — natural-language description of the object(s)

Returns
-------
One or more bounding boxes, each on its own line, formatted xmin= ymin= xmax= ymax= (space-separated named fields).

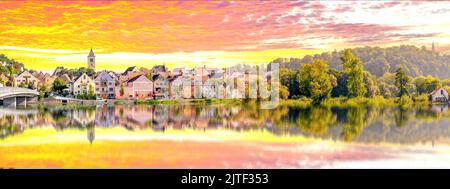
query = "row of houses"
xmin=3 ymin=63 xmax=268 ymax=100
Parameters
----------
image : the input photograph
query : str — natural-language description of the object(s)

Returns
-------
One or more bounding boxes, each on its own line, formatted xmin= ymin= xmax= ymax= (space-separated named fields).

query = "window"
xmin=441 ymin=90 xmax=444 ymax=95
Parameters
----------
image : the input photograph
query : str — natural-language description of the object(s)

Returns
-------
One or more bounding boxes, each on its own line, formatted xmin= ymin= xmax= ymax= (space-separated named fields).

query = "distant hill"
xmin=271 ymin=45 xmax=450 ymax=79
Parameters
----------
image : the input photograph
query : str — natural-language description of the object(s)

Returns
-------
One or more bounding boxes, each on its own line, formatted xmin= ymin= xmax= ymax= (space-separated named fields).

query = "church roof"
xmin=88 ymin=48 xmax=95 ymax=57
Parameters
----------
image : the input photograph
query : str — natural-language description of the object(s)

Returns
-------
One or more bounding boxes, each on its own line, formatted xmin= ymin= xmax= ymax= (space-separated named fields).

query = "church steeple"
xmin=88 ymin=48 xmax=95 ymax=71
xmin=432 ymin=42 xmax=436 ymax=53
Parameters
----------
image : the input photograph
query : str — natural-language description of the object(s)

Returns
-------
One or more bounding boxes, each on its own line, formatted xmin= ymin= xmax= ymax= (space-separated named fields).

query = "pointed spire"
xmin=88 ymin=48 xmax=95 ymax=57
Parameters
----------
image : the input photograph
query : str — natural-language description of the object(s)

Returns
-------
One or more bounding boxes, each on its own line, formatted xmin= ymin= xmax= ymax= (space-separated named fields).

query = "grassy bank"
xmin=134 ymin=99 xmax=178 ymax=105
xmin=280 ymin=95 xmax=439 ymax=108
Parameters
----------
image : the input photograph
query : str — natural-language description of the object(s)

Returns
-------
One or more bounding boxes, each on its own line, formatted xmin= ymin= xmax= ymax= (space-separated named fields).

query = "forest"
xmin=277 ymin=47 xmax=450 ymax=104
xmin=272 ymin=45 xmax=450 ymax=79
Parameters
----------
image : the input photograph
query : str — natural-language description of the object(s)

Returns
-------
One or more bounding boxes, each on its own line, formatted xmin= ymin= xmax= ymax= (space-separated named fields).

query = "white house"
xmin=429 ymin=87 xmax=449 ymax=102
xmin=94 ymin=71 xmax=115 ymax=99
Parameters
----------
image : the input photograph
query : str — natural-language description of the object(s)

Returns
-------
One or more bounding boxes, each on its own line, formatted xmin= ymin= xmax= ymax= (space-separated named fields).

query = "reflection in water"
xmin=1 ymin=104 xmax=450 ymax=144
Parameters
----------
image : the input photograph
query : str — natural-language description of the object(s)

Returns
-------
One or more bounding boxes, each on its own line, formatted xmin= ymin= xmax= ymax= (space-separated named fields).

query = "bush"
xmin=412 ymin=94 xmax=430 ymax=104
xmin=397 ymin=95 xmax=413 ymax=107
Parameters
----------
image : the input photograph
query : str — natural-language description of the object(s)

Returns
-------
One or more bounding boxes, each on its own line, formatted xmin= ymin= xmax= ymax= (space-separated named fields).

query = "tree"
xmin=297 ymin=59 xmax=333 ymax=104
xmin=395 ymin=67 xmax=410 ymax=97
xmin=52 ymin=78 xmax=67 ymax=94
xmin=279 ymin=68 xmax=299 ymax=98
xmin=363 ymin=71 xmax=379 ymax=97
xmin=120 ymin=83 xmax=125 ymax=96
xmin=39 ymin=84 xmax=49 ymax=100
xmin=341 ymin=49 xmax=365 ymax=98
xmin=279 ymin=85 xmax=290 ymax=100
xmin=414 ymin=76 xmax=441 ymax=94
xmin=329 ymin=69 xmax=348 ymax=97
xmin=88 ymin=84 xmax=95 ymax=99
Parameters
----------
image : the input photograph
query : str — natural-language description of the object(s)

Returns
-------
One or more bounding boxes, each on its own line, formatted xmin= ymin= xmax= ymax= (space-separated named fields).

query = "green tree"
xmin=341 ymin=49 xmax=366 ymax=98
xmin=279 ymin=68 xmax=300 ymax=98
xmin=363 ymin=71 xmax=379 ymax=97
xmin=414 ymin=76 xmax=441 ymax=94
xmin=52 ymin=78 xmax=67 ymax=94
xmin=120 ymin=83 xmax=125 ymax=96
xmin=297 ymin=59 xmax=333 ymax=104
xmin=395 ymin=67 xmax=410 ymax=97
xmin=39 ymin=84 xmax=49 ymax=100
xmin=88 ymin=84 xmax=95 ymax=99
xmin=279 ymin=85 xmax=290 ymax=100
xmin=329 ymin=69 xmax=348 ymax=97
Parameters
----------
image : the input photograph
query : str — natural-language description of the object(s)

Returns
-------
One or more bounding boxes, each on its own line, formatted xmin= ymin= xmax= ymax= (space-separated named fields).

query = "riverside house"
xmin=116 ymin=74 xmax=153 ymax=99
xmin=153 ymin=74 xmax=169 ymax=99
xmin=72 ymin=73 xmax=95 ymax=96
xmin=429 ymin=87 xmax=449 ymax=102
xmin=14 ymin=71 xmax=39 ymax=89
xmin=94 ymin=71 xmax=115 ymax=99
xmin=120 ymin=66 xmax=142 ymax=82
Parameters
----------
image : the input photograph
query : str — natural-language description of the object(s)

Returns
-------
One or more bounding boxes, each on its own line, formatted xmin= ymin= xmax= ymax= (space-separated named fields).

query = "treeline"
xmin=53 ymin=67 xmax=96 ymax=79
xmin=279 ymin=49 xmax=450 ymax=104
xmin=0 ymin=54 xmax=26 ymax=82
xmin=272 ymin=45 xmax=450 ymax=79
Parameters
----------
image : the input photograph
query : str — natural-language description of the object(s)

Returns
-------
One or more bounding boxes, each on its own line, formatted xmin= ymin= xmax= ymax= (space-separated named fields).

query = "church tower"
xmin=432 ymin=42 xmax=436 ymax=53
xmin=88 ymin=48 xmax=95 ymax=70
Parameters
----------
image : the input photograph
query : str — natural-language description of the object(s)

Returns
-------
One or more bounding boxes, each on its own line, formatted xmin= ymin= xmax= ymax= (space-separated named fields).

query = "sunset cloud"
xmin=0 ymin=0 xmax=449 ymax=71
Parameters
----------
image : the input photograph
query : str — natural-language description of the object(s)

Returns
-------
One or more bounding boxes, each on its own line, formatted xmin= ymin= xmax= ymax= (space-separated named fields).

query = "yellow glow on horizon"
xmin=1 ymin=47 xmax=321 ymax=72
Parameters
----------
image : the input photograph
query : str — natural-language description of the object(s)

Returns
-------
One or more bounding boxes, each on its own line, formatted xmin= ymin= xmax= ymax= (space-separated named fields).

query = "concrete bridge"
xmin=0 ymin=87 xmax=39 ymax=107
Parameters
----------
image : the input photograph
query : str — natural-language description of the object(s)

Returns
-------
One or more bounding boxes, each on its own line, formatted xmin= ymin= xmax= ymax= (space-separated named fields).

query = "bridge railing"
xmin=0 ymin=87 xmax=39 ymax=95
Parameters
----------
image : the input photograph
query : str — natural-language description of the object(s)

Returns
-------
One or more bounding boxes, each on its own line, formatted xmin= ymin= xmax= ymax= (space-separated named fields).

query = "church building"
xmin=88 ymin=48 xmax=95 ymax=71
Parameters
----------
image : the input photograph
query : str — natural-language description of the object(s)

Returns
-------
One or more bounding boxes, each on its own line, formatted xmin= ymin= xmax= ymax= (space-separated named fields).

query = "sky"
xmin=0 ymin=0 xmax=449 ymax=72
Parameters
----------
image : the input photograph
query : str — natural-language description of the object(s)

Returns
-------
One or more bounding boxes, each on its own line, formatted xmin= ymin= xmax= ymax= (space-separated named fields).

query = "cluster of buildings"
xmin=2 ymin=49 xmax=275 ymax=100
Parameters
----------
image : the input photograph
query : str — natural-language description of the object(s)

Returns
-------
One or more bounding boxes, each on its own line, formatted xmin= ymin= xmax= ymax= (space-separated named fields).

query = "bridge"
xmin=0 ymin=87 xmax=40 ymax=107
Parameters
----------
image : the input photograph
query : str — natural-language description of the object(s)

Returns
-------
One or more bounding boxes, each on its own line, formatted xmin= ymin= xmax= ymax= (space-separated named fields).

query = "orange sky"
xmin=0 ymin=1 xmax=449 ymax=72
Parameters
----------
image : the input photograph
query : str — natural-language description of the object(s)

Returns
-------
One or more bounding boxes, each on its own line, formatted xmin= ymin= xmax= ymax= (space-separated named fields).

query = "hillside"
xmin=271 ymin=45 xmax=450 ymax=79
xmin=0 ymin=54 xmax=25 ymax=76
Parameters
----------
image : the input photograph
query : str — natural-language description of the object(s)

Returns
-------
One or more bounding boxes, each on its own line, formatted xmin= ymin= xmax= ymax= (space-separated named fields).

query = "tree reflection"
xmin=340 ymin=107 xmax=366 ymax=142
xmin=297 ymin=106 xmax=336 ymax=137
xmin=0 ymin=103 xmax=450 ymax=144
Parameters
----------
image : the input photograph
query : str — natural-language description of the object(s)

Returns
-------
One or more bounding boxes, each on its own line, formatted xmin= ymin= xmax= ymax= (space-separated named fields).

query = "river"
xmin=1 ymin=103 xmax=450 ymax=168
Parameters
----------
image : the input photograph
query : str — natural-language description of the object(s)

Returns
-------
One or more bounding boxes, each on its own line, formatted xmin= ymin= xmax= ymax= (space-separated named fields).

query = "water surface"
xmin=1 ymin=103 xmax=450 ymax=168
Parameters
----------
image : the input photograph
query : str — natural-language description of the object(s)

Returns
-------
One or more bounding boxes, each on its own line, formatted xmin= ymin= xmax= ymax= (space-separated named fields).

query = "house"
xmin=202 ymin=72 xmax=224 ymax=99
xmin=14 ymin=71 xmax=39 ymax=89
xmin=108 ymin=71 xmax=120 ymax=85
xmin=58 ymin=74 xmax=73 ymax=94
xmin=59 ymin=74 xmax=72 ymax=83
xmin=429 ymin=87 xmax=449 ymax=102
xmin=35 ymin=72 xmax=55 ymax=88
xmin=168 ymin=76 xmax=184 ymax=99
xmin=151 ymin=65 xmax=166 ymax=75
xmin=153 ymin=74 xmax=169 ymax=99
xmin=116 ymin=74 xmax=153 ymax=99
xmin=72 ymin=73 xmax=95 ymax=96
xmin=120 ymin=66 xmax=142 ymax=82
xmin=172 ymin=68 xmax=185 ymax=77
xmin=94 ymin=71 xmax=115 ymax=99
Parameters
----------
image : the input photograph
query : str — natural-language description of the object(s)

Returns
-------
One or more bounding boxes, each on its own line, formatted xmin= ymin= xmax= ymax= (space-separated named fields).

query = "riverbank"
xmin=279 ymin=95 xmax=445 ymax=108
xmin=36 ymin=96 xmax=446 ymax=107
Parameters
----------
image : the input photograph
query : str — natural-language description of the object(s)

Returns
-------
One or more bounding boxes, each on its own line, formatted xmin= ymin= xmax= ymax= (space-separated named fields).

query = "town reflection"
xmin=1 ymin=104 xmax=450 ymax=144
